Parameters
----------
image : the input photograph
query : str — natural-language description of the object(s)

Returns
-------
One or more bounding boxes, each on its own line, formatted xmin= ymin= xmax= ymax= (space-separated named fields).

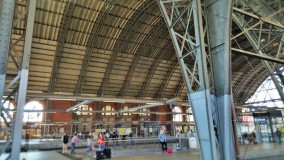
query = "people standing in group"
xmin=275 ymin=128 xmax=282 ymax=144
xmin=98 ymin=132 xmax=105 ymax=151
xmin=70 ymin=133 xmax=79 ymax=154
xmin=159 ymin=130 xmax=167 ymax=152
xmin=62 ymin=133 xmax=69 ymax=153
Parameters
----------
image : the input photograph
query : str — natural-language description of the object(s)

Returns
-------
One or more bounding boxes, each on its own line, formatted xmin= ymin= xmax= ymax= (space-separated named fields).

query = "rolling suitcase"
xmin=166 ymin=148 xmax=173 ymax=153
xmin=96 ymin=151 xmax=104 ymax=160
xmin=104 ymin=148 xmax=111 ymax=158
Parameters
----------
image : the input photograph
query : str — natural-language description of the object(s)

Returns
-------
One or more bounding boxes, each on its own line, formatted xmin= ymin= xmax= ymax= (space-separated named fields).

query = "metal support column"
xmin=0 ymin=0 xmax=15 ymax=157
xmin=158 ymin=1 xmax=217 ymax=159
xmin=0 ymin=0 xmax=15 ymax=103
xmin=11 ymin=0 xmax=36 ymax=159
xmin=206 ymin=0 xmax=235 ymax=159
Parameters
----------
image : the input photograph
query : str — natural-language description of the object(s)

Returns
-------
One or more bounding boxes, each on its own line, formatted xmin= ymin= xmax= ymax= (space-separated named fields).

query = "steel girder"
xmin=172 ymin=76 xmax=184 ymax=97
xmin=0 ymin=0 xmax=15 ymax=109
xmin=10 ymin=0 xmax=36 ymax=159
xmin=48 ymin=0 xmax=77 ymax=93
xmin=136 ymin=41 xmax=171 ymax=98
xmin=154 ymin=61 xmax=178 ymax=98
xmin=0 ymin=0 xmax=16 ymax=158
xmin=74 ymin=1 xmax=116 ymax=95
xmin=152 ymin=40 xmax=178 ymax=99
xmin=118 ymin=18 xmax=166 ymax=97
xmin=232 ymin=0 xmax=284 ymax=102
xmin=138 ymin=59 xmax=162 ymax=98
xmin=97 ymin=1 xmax=156 ymax=96
xmin=206 ymin=0 xmax=235 ymax=159
xmin=0 ymin=0 xmax=25 ymax=128
xmin=158 ymin=0 xmax=218 ymax=159
xmin=134 ymin=31 xmax=173 ymax=99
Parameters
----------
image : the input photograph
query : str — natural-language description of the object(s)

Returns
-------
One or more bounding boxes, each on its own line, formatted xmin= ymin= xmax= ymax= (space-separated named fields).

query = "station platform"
xmin=1 ymin=143 xmax=284 ymax=160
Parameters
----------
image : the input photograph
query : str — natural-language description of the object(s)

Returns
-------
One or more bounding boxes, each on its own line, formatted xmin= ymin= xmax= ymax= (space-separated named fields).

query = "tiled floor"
xmin=1 ymin=143 xmax=284 ymax=160
xmin=1 ymin=151 xmax=70 ymax=160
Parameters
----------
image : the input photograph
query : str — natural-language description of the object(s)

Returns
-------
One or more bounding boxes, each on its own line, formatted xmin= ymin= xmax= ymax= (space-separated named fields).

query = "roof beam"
xmin=119 ymin=98 xmax=177 ymax=113
xmin=154 ymin=61 xmax=178 ymax=98
xmin=172 ymin=76 xmax=184 ymax=98
xmin=7 ymin=109 xmax=191 ymax=115
xmin=48 ymin=0 xmax=76 ymax=93
xmin=119 ymin=103 xmax=162 ymax=113
xmin=232 ymin=48 xmax=284 ymax=64
xmin=97 ymin=1 xmax=156 ymax=96
xmin=66 ymin=100 xmax=94 ymax=112
xmin=233 ymin=1 xmax=284 ymax=101
xmin=25 ymin=93 xmax=189 ymax=106
xmin=118 ymin=18 xmax=166 ymax=97
xmin=137 ymin=59 xmax=161 ymax=98
xmin=233 ymin=7 xmax=284 ymax=29
xmin=74 ymin=2 xmax=112 ymax=95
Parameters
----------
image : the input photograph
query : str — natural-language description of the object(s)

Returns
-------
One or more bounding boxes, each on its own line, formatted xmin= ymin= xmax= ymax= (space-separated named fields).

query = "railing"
xmin=0 ymin=136 xmax=191 ymax=155
xmin=98 ymin=137 xmax=190 ymax=156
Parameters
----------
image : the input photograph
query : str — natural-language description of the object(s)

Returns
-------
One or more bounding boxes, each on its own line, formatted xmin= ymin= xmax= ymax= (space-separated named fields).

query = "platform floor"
xmin=1 ymin=143 xmax=284 ymax=160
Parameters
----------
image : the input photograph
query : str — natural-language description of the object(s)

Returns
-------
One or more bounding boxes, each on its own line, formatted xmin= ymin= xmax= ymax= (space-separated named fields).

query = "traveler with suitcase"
xmin=98 ymin=133 xmax=105 ymax=151
xmin=97 ymin=132 xmax=112 ymax=160
xmin=159 ymin=130 xmax=167 ymax=152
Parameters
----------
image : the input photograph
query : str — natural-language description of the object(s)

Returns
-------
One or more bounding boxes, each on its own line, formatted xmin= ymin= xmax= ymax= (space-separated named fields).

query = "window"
xmin=122 ymin=106 xmax=131 ymax=116
xmin=103 ymin=105 xmax=114 ymax=115
xmin=77 ymin=105 xmax=92 ymax=115
xmin=23 ymin=101 xmax=43 ymax=122
xmin=246 ymin=69 xmax=284 ymax=107
xmin=0 ymin=101 xmax=14 ymax=123
xmin=139 ymin=108 xmax=149 ymax=116
xmin=186 ymin=107 xmax=194 ymax=122
xmin=172 ymin=106 xmax=182 ymax=122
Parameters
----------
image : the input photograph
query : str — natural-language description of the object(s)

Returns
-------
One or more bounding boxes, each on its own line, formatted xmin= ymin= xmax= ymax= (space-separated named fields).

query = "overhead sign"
xmin=256 ymin=118 xmax=267 ymax=124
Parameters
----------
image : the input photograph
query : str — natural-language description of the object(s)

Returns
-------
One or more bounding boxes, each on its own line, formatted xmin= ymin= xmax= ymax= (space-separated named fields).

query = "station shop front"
xmin=237 ymin=111 xmax=284 ymax=143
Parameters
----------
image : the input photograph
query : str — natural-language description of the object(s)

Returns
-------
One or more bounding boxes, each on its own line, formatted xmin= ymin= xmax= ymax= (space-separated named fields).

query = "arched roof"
xmin=6 ymin=0 xmax=284 ymax=105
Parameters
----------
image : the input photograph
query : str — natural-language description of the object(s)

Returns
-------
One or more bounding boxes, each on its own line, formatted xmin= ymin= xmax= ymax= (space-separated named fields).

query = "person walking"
xmin=62 ymin=133 xmax=69 ymax=153
xmin=275 ymin=128 xmax=282 ymax=144
xmin=70 ymin=133 xmax=79 ymax=154
xmin=159 ymin=130 xmax=167 ymax=152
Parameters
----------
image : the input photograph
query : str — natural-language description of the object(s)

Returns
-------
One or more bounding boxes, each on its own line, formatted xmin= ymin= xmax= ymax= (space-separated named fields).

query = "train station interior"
xmin=0 ymin=0 xmax=284 ymax=159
